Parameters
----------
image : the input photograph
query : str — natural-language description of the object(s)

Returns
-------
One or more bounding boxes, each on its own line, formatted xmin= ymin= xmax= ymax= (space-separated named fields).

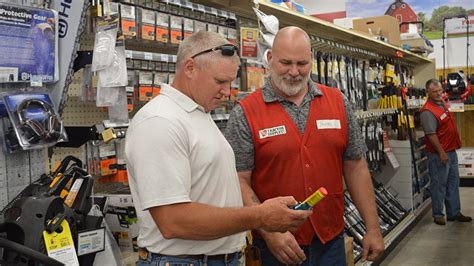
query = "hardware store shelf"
xmin=193 ymin=0 xmax=432 ymax=64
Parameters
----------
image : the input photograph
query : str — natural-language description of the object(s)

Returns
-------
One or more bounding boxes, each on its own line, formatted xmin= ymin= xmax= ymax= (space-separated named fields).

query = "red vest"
xmin=420 ymin=100 xmax=461 ymax=153
xmin=239 ymin=84 xmax=348 ymax=244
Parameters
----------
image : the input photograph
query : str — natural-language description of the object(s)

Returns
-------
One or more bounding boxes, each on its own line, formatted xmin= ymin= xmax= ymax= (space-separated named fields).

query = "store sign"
xmin=49 ymin=0 xmax=88 ymax=109
xmin=240 ymin=27 xmax=258 ymax=59
xmin=445 ymin=15 xmax=474 ymax=35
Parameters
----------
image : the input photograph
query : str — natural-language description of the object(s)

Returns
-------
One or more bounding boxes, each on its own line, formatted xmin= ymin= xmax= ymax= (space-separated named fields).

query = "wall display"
xmin=0 ymin=3 xmax=58 ymax=83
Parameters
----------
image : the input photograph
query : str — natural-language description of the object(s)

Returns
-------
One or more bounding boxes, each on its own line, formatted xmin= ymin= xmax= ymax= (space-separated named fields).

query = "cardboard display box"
xmin=353 ymin=15 xmax=401 ymax=46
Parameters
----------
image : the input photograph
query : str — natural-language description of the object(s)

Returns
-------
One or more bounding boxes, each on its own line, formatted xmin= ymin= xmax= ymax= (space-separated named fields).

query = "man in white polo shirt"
xmin=125 ymin=31 xmax=312 ymax=266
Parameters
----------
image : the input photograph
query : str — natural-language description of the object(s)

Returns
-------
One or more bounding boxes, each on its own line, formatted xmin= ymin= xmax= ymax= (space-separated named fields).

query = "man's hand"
xmin=258 ymin=196 xmax=312 ymax=233
xmin=261 ymin=231 xmax=306 ymax=265
xmin=361 ymin=230 xmax=384 ymax=262
xmin=439 ymin=151 xmax=449 ymax=165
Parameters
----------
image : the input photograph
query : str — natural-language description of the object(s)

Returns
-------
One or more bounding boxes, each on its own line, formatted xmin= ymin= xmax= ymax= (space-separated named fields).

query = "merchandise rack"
xmin=194 ymin=0 xmax=431 ymax=65
xmin=189 ymin=1 xmax=436 ymax=263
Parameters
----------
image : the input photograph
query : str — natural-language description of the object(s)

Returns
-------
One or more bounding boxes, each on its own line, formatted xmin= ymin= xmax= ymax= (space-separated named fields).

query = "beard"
xmin=270 ymin=71 xmax=310 ymax=96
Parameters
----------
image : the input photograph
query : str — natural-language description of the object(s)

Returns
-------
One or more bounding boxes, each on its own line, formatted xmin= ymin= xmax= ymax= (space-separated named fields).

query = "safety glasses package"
xmin=91 ymin=14 xmax=119 ymax=72
xmin=3 ymin=93 xmax=67 ymax=151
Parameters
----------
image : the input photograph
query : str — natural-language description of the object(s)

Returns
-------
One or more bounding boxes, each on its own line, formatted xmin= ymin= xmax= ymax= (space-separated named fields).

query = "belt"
xmin=138 ymin=248 xmax=242 ymax=262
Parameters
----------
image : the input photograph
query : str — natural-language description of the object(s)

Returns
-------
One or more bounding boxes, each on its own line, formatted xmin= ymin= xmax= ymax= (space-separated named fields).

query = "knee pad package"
xmin=3 ymin=93 xmax=67 ymax=151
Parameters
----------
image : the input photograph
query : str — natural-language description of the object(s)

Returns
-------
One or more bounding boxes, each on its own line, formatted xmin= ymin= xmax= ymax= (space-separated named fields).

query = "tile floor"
xmin=381 ymin=187 xmax=474 ymax=266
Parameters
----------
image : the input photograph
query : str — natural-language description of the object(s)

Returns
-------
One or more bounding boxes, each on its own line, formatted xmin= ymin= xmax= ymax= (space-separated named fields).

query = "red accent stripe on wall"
xmin=312 ymin=11 xmax=347 ymax=23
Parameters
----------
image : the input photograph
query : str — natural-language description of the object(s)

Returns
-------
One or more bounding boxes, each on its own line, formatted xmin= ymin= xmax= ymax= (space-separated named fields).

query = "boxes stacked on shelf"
xmin=352 ymin=15 xmax=402 ymax=46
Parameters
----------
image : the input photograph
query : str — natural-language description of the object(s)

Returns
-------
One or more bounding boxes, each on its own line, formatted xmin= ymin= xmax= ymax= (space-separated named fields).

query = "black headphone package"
xmin=3 ymin=93 xmax=67 ymax=151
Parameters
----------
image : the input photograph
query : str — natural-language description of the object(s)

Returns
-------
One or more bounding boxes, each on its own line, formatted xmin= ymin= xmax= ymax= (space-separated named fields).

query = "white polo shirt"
xmin=125 ymin=84 xmax=245 ymax=255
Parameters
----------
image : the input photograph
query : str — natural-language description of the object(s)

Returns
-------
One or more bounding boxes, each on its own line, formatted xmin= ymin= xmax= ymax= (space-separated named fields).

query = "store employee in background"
xmin=225 ymin=26 xmax=384 ymax=265
xmin=420 ymin=79 xmax=472 ymax=226
xmin=125 ymin=31 xmax=312 ymax=266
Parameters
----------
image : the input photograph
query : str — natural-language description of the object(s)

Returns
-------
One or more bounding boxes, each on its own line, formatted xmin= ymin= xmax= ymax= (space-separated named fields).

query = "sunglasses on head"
xmin=191 ymin=44 xmax=239 ymax=59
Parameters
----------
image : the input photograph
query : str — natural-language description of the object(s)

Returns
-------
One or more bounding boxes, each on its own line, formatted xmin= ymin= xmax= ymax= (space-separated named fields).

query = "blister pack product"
xmin=108 ymin=87 xmax=129 ymax=124
xmin=170 ymin=15 xmax=182 ymax=45
xmin=3 ymin=93 xmax=67 ymax=151
xmin=96 ymin=84 xmax=120 ymax=107
xmin=138 ymin=71 xmax=153 ymax=102
xmin=140 ymin=8 xmax=155 ymax=40
xmin=97 ymin=43 xmax=128 ymax=88
xmin=194 ymin=20 xmax=207 ymax=33
xmin=91 ymin=14 xmax=119 ymax=72
xmin=120 ymin=4 xmax=137 ymax=38
xmin=156 ymin=12 xmax=170 ymax=43
xmin=183 ymin=17 xmax=194 ymax=39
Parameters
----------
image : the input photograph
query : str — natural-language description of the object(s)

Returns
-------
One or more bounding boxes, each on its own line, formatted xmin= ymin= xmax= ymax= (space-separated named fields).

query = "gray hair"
xmin=425 ymin=78 xmax=440 ymax=90
xmin=176 ymin=31 xmax=239 ymax=69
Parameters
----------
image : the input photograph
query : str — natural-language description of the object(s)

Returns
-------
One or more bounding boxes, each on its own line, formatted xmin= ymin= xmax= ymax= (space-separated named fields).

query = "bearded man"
xmin=225 ymin=26 xmax=384 ymax=265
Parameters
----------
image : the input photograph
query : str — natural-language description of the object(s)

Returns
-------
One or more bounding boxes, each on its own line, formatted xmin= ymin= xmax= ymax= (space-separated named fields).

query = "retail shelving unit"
xmin=191 ymin=0 xmax=435 ymax=263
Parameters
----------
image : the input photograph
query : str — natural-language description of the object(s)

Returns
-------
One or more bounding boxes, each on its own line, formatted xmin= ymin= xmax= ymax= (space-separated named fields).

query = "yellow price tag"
xmin=43 ymin=220 xmax=79 ymax=266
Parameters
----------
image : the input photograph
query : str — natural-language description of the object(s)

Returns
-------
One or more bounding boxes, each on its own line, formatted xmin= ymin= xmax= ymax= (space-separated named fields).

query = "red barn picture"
xmin=385 ymin=0 xmax=418 ymax=33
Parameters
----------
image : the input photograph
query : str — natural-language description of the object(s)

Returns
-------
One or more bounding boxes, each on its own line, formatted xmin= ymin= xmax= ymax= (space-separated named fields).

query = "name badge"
xmin=440 ymin=113 xmax=447 ymax=120
xmin=316 ymin=119 xmax=341 ymax=129
xmin=259 ymin=125 xmax=287 ymax=139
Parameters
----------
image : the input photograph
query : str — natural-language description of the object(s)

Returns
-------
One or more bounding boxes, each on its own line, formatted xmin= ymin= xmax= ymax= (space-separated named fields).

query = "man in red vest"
xmin=225 ymin=26 xmax=384 ymax=265
xmin=420 ymin=79 xmax=472 ymax=225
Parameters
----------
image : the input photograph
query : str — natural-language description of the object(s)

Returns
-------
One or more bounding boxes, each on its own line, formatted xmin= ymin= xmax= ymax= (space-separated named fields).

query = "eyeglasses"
xmin=190 ymin=44 xmax=239 ymax=59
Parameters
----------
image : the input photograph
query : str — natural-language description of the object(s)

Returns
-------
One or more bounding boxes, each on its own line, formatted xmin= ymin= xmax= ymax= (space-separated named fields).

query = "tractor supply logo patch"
xmin=259 ymin=125 xmax=287 ymax=139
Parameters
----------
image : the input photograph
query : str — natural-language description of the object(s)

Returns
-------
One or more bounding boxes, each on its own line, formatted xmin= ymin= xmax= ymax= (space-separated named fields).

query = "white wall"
xmin=429 ymin=36 xmax=474 ymax=69
xmin=297 ymin=0 xmax=346 ymax=15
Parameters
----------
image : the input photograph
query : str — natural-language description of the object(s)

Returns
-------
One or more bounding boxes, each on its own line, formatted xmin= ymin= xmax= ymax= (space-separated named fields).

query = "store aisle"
xmin=381 ymin=187 xmax=474 ymax=266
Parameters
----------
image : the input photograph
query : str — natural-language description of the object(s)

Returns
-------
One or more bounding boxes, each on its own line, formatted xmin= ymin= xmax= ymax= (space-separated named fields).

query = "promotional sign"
xmin=240 ymin=27 xmax=258 ymax=59
xmin=445 ymin=15 xmax=474 ymax=35
xmin=0 ymin=4 xmax=58 ymax=83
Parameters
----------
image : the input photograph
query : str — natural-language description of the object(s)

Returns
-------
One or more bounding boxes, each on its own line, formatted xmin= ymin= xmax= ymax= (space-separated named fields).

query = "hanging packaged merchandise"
xmin=207 ymin=23 xmax=218 ymax=33
xmin=253 ymin=7 xmax=279 ymax=35
xmin=91 ymin=14 xmax=119 ymax=72
xmin=183 ymin=18 xmax=194 ymax=39
xmin=154 ymin=72 xmax=169 ymax=94
xmin=3 ymin=93 xmax=67 ymax=151
xmin=138 ymin=71 xmax=154 ymax=102
xmin=96 ymin=84 xmax=121 ymax=107
xmin=81 ymin=65 xmax=94 ymax=102
xmin=339 ymin=56 xmax=347 ymax=94
xmin=228 ymin=28 xmax=238 ymax=46
xmin=320 ymin=55 xmax=327 ymax=85
xmin=170 ymin=15 xmax=183 ymax=45
xmin=108 ymin=87 xmax=129 ymax=124
xmin=126 ymin=70 xmax=137 ymax=112
xmin=120 ymin=4 xmax=137 ymax=38
xmin=194 ymin=20 xmax=207 ymax=33
xmin=311 ymin=50 xmax=319 ymax=82
xmin=97 ymin=35 xmax=128 ymax=88
xmin=0 ymin=3 xmax=58 ymax=83
xmin=156 ymin=12 xmax=170 ymax=43
xmin=139 ymin=8 xmax=156 ymax=41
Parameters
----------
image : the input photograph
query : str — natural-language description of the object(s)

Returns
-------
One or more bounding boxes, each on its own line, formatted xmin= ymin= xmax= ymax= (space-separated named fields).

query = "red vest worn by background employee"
xmin=239 ymin=84 xmax=348 ymax=245
xmin=420 ymin=100 xmax=461 ymax=153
